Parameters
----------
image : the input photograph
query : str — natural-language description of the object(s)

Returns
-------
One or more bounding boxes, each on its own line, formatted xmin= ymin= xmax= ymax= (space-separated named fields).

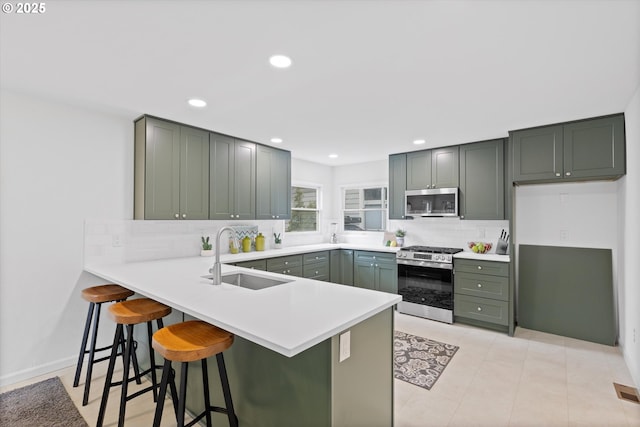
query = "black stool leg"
xmin=73 ymin=301 xmax=95 ymax=388
xmin=123 ymin=327 xmax=142 ymax=385
xmin=216 ymin=353 xmax=238 ymax=427
xmin=201 ymin=359 xmax=213 ymax=427
xmin=117 ymin=324 xmax=135 ymax=427
xmin=152 ymin=359 xmax=172 ymax=427
xmin=96 ymin=323 xmax=123 ymax=427
xmin=82 ymin=302 xmax=102 ymax=406
xmin=177 ymin=362 xmax=189 ymax=427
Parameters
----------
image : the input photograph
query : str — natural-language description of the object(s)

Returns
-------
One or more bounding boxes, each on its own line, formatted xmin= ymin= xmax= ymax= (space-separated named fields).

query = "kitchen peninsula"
xmin=85 ymin=248 xmax=401 ymax=427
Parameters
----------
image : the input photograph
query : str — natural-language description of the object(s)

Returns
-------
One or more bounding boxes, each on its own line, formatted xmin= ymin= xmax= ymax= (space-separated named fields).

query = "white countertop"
xmin=454 ymin=251 xmax=510 ymax=263
xmin=85 ymin=245 xmax=401 ymax=358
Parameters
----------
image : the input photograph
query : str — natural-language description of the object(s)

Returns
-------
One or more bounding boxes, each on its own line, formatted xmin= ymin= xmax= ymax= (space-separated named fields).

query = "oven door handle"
xmin=396 ymin=259 xmax=453 ymax=270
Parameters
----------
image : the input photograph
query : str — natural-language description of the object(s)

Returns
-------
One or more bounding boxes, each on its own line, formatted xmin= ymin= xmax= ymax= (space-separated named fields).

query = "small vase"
xmin=200 ymin=249 xmax=214 ymax=257
xmin=395 ymin=237 xmax=404 ymax=247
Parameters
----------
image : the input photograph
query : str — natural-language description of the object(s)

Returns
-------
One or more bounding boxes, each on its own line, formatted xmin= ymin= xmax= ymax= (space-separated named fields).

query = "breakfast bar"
xmin=85 ymin=255 xmax=400 ymax=427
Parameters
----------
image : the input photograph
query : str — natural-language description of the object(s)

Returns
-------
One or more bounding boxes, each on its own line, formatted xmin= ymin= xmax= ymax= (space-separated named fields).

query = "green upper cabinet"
xmin=512 ymin=114 xmax=625 ymax=184
xmin=256 ymin=145 xmax=292 ymax=220
xmin=210 ymin=133 xmax=256 ymax=220
xmin=459 ymin=139 xmax=505 ymax=220
xmin=406 ymin=146 xmax=459 ymax=190
xmin=388 ymin=154 xmax=407 ymax=219
xmin=134 ymin=116 xmax=209 ymax=220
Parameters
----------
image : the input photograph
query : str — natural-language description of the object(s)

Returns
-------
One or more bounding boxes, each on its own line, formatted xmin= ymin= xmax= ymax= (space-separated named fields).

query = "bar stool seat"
xmin=97 ymin=298 xmax=178 ymax=427
xmin=152 ymin=320 xmax=238 ymax=427
xmin=73 ymin=284 xmax=136 ymax=406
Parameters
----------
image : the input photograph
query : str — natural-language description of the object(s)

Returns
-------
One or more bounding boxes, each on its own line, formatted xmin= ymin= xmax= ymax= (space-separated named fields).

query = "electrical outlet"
xmin=339 ymin=331 xmax=351 ymax=362
xmin=112 ymin=234 xmax=123 ymax=247
xmin=560 ymin=230 xmax=568 ymax=240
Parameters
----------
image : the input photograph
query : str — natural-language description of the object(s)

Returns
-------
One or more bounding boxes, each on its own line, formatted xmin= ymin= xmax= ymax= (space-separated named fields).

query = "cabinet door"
xmin=143 ymin=118 xmax=181 ymax=220
xmin=431 ymin=146 xmax=459 ymax=188
xmin=406 ymin=151 xmax=432 ymax=190
xmin=340 ymin=250 xmax=354 ymax=286
xmin=563 ymin=115 xmax=625 ymax=179
xmin=233 ymin=139 xmax=256 ymax=219
xmin=512 ymin=125 xmax=563 ymax=182
xmin=256 ymin=146 xmax=291 ymax=220
xmin=459 ymin=139 xmax=504 ymax=220
xmin=330 ymin=250 xmax=341 ymax=283
xmin=353 ymin=261 xmax=375 ymax=290
xmin=179 ymin=126 xmax=210 ymax=220
xmin=209 ymin=133 xmax=235 ymax=220
xmin=272 ymin=148 xmax=291 ymax=219
xmin=375 ymin=262 xmax=398 ymax=294
xmin=388 ymin=154 xmax=407 ymax=219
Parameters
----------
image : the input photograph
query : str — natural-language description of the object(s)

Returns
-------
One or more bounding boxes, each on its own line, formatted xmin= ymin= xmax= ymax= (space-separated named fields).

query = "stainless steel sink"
xmin=202 ymin=272 xmax=292 ymax=290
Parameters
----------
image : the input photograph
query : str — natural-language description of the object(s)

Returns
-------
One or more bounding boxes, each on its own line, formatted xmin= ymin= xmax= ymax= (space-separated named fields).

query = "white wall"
xmin=621 ymin=84 xmax=640 ymax=386
xmin=0 ymin=90 xmax=133 ymax=385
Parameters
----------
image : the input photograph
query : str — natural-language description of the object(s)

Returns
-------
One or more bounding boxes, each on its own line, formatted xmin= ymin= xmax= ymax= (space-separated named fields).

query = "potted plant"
xmin=200 ymin=236 xmax=214 ymax=257
xmin=273 ymin=233 xmax=282 ymax=249
xmin=395 ymin=229 xmax=406 ymax=247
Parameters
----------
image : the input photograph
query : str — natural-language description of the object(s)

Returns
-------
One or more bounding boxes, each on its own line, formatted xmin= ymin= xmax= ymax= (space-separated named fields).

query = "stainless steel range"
xmin=396 ymin=245 xmax=463 ymax=323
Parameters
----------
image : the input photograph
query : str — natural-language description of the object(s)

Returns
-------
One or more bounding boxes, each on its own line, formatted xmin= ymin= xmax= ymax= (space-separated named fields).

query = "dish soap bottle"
xmin=255 ymin=233 xmax=265 ymax=251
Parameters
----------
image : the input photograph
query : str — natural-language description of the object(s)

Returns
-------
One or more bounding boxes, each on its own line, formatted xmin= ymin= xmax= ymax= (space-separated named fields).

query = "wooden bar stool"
xmin=152 ymin=320 xmax=238 ymax=427
xmin=73 ymin=284 xmax=138 ymax=406
xmin=96 ymin=298 xmax=178 ymax=427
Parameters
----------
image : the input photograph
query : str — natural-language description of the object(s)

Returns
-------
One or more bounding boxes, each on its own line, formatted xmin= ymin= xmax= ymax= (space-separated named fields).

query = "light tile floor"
xmin=2 ymin=313 xmax=639 ymax=426
xmin=394 ymin=312 xmax=640 ymax=427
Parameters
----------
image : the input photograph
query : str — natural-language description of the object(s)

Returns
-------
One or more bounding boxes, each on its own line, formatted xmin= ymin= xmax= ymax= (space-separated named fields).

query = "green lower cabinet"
xmin=454 ymin=258 xmax=512 ymax=335
xmin=266 ymin=255 xmax=303 ymax=277
xmin=234 ymin=259 xmax=267 ymax=271
xmin=330 ymin=249 xmax=354 ymax=285
xmin=353 ymin=251 xmax=397 ymax=294
xmin=303 ymin=251 xmax=330 ymax=281
xmin=178 ymin=308 xmax=394 ymax=427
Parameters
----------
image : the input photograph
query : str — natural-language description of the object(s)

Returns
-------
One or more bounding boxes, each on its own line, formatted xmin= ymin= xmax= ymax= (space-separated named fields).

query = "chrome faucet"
xmin=211 ymin=226 xmax=236 ymax=285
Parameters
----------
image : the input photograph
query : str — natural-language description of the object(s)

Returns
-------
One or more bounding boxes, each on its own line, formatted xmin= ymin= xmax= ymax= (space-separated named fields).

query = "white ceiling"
xmin=2 ymin=0 xmax=639 ymax=166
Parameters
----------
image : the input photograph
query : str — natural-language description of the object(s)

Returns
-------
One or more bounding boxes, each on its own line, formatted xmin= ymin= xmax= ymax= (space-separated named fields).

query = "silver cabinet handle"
xmin=477 ymin=283 xmax=482 ymax=288
xmin=477 ymin=266 xmax=482 ymax=270
xmin=370 ymin=263 xmax=374 ymax=267
xmin=315 ymin=271 xmax=319 ymax=274
xmin=230 ymin=215 xmax=234 ymax=218
xmin=555 ymin=173 xmax=561 ymax=177
xmin=276 ymin=216 xmax=280 ymax=218
xmin=272 ymin=215 xmax=276 ymax=219
xmin=285 ymin=261 xmax=288 ymax=265
xmin=477 ymin=307 xmax=482 ymax=312
xmin=182 ymin=214 xmax=186 ymax=219
xmin=565 ymin=172 xmax=571 ymax=176
xmin=174 ymin=213 xmax=179 ymax=219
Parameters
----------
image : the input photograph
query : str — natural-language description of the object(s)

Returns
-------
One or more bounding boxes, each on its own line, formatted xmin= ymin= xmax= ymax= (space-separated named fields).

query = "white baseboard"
xmin=0 ymin=355 xmax=77 ymax=388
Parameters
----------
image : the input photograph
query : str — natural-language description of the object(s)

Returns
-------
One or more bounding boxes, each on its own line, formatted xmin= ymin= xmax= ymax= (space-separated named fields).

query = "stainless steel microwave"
xmin=405 ymin=188 xmax=459 ymax=217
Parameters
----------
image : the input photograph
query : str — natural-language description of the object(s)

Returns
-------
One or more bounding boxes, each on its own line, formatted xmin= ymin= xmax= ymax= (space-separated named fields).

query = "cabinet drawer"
xmin=303 ymin=264 xmax=330 ymax=281
xmin=268 ymin=265 xmax=303 ymax=277
xmin=454 ymin=259 xmax=509 ymax=276
xmin=454 ymin=294 xmax=508 ymax=326
xmin=303 ymin=251 xmax=330 ymax=265
xmin=354 ymin=251 xmax=396 ymax=264
xmin=266 ymin=255 xmax=303 ymax=271
xmin=455 ymin=272 xmax=509 ymax=301
xmin=234 ymin=259 xmax=267 ymax=271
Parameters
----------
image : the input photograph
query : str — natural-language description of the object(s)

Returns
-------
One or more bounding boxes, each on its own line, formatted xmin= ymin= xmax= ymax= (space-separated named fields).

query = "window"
xmin=285 ymin=186 xmax=320 ymax=232
xmin=342 ymin=186 xmax=387 ymax=231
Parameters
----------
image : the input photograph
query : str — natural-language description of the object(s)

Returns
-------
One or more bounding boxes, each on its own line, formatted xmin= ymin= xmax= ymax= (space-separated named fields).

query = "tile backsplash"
xmin=84 ymin=217 xmax=509 ymax=266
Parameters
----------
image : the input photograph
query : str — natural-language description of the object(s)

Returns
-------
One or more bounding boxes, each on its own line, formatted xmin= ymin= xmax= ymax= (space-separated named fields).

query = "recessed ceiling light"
xmin=269 ymin=55 xmax=292 ymax=68
xmin=413 ymin=139 xmax=426 ymax=145
xmin=188 ymin=98 xmax=207 ymax=108
xmin=328 ymin=154 xmax=338 ymax=159
xmin=270 ymin=137 xmax=283 ymax=144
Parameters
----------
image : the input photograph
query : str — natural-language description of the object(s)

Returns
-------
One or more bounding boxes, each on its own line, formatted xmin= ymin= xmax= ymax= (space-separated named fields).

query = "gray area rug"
xmin=0 ymin=376 xmax=88 ymax=427
xmin=394 ymin=331 xmax=459 ymax=390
